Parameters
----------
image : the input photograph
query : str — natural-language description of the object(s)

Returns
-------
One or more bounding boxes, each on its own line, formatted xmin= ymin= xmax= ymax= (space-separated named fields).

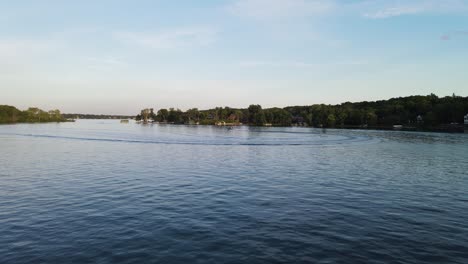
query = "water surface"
xmin=1 ymin=120 xmax=467 ymax=263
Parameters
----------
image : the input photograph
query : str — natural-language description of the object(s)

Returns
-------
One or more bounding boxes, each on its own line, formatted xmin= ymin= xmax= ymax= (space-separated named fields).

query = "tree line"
xmin=136 ymin=94 xmax=468 ymax=130
xmin=62 ymin=114 xmax=134 ymax=120
xmin=0 ymin=105 xmax=66 ymax=124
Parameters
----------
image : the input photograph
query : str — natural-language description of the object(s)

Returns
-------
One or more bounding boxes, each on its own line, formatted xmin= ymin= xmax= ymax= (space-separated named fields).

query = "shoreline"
xmin=0 ymin=120 xmax=74 ymax=125
xmin=130 ymin=120 xmax=467 ymax=134
xmin=2 ymin=119 xmax=465 ymax=134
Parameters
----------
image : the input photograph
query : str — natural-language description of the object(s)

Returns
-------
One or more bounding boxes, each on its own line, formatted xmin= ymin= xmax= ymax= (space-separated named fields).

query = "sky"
xmin=1 ymin=0 xmax=467 ymax=114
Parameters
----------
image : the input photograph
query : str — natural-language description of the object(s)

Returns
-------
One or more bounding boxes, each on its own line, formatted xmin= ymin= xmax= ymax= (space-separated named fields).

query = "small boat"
xmin=393 ymin=125 xmax=403 ymax=130
xmin=120 ymin=119 xmax=129 ymax=123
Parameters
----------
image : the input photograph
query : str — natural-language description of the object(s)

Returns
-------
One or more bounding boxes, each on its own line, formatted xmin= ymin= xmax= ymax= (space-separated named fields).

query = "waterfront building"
xmin=417 ymin=115 xmax=423 ymax=124
xmin=464 ymin=114 xmax=468 ymax=133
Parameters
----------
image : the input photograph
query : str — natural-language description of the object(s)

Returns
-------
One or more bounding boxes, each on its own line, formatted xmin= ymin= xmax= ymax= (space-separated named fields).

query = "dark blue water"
xmin=1 ymin=120 xmax=468 ymax=263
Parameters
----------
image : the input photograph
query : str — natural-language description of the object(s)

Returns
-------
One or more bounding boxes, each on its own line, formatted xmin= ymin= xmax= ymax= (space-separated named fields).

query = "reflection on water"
xmin=1 ymin=120 xmax=468 ymax=263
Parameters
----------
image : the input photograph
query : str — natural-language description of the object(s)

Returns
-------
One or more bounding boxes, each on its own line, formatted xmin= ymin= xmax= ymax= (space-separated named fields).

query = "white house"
xmin=464 ymin=114 xmax=468 ymax=133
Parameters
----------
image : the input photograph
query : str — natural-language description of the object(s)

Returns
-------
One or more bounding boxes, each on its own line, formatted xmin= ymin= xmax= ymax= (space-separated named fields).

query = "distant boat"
xmin=393 ymin=125 xmax=403 ymax=130
xmin=120 ymin=119 xmax=129 ymax=123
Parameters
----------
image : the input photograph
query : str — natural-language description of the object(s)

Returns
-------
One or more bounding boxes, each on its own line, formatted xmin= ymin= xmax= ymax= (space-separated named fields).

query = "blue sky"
xmin=1 ymin=0 xmax=467 ymax=114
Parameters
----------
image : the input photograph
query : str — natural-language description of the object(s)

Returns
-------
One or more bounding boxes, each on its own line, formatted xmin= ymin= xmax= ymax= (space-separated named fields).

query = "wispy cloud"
xmin=363 ymin=0 xmax=468 ymax=19
xmin=441 ymin=30 xmax=468 ymax=40
xmin=364 ymin=6 xmax=426 ymax=19
xmin=239 ymin=59 xmax=367 ymax=68
xmin=228 ymin=0 xmax=335 ymax=19
xmin=84 ymin=56 xmax=127 ymax=71
xmin=239 ymin=60 xmax=318 ymax=68
xmin=228 ymin=0 xmax=468 ymax=20
xmin=115 ymin=28 xmax=217 ymax=49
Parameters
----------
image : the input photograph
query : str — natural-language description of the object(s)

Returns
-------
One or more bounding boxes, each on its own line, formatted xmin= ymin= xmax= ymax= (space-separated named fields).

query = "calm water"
xmin=1 ymin=120 xmax=468 ymax=264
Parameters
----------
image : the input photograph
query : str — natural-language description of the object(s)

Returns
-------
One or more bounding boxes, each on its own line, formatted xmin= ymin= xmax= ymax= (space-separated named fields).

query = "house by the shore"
xmin=215 ymin=121 xmax=242 ymax=126
xmin=464 ymin=114 xmax=468 ymax=133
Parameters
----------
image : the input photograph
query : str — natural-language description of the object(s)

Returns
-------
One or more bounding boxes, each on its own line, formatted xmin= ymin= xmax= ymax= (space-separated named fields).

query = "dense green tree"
xmin=248 ymin=105 xmax=266 ymax=126
xmin=156 ymin=109 xmax=169 ymax=122
xmin=327 ymin=114 xmax=336 ymax=127
xmin=186 ymin=108 xmax=200 ymax=123
xmin=0 ymin=105 xmax=22 ymax=123
xmin=167 ymin=108 xmax=183 ymax=123
xmin=129 ymin=94 xmax=468 ymax=131
xmin=0 ymin=105 xmax=65 ymax=123
xmin=264 ymin=108 xmax=292 ymax=126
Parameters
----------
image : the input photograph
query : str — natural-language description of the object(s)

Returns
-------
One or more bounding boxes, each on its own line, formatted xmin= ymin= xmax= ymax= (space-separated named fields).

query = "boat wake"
xmin=4 ymin=132 xmax=377 ymax=147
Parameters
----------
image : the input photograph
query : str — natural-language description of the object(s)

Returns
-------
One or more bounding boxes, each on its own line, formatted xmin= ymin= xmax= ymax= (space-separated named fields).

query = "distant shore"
xmin=0 ymin=105 xmax=68 ymax=124
xmin=62 ymin=114 xmax=134 ymax=120
xmin=2 ymin=94 xmax=467 ymax=133
xmin=133 ymin=94 xmax=468 ymax=134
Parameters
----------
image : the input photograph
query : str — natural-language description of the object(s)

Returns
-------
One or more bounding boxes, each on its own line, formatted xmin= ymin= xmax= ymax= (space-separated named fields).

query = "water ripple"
xmin=1 ymin=120 xmax=467 ymax=264
xmin=3 ymin=131 xmax=376 ymax=146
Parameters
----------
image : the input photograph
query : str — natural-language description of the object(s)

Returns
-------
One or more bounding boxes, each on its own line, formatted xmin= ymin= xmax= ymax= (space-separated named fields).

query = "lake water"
xmin=1 ymin=120 xmax=468 ymax=264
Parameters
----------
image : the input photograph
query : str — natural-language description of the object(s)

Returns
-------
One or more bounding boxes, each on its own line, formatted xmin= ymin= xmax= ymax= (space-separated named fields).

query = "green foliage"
xmin=327 ymin=114 xmax=336 ymax=127
xmin=136 ymin=94 xmax=468 ymax=129
xmin=264 ymin=108 xmax=292 ymax=126
xmin=248 ymin=105 xmax=266 ymax=126
xmin=167 ymin=108 xmax=184 ymax=123
xmin=62 ymin=113 xmax=133 ymax=119
xmin=0 ymin=105 xmax=22 ymax=123
xmin=0 ymin=105 xmax=66 ymax=124
xmin=186 ymin=108 xmax=200 ymax=122
xmin=156 ymin=109 xmax=169 ymax=122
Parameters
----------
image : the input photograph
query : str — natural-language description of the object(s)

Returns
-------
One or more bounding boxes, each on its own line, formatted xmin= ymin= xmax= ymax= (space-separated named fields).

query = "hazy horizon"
xmin=2 ymin=0 xmax=468 ymax=115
